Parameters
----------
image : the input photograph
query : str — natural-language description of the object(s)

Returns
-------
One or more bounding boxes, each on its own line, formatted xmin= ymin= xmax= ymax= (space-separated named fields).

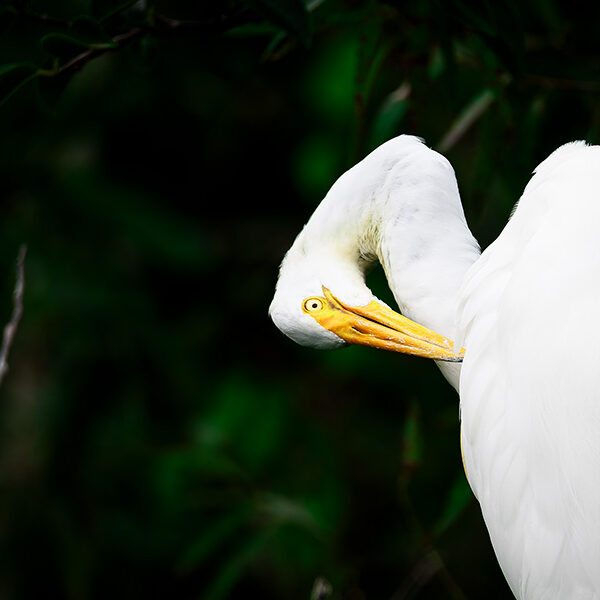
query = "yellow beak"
xmin=303 ymin=287 xmax=464 ymax=362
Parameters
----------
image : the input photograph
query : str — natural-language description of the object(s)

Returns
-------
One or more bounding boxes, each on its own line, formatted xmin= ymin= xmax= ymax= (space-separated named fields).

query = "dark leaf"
xmin=256 ymin=492 xmax=320 ymax=531
xmin=91 ymin=0 xmax=139 ymax=20
xmin=226 ymin=23 xmax=282 ymax=38
xmin=37 ymin=68 xmax=76 ymax=108
xmin=0 ymin=63 xmax=39 ymax=107
xmin=0 ymin=6 xmax=16 ymax=33
xmin=245 ymin=0 xmax=311 ymax=47
xmin=127 ymin=36 xmax=158 ymax=72
xmin=203 ymin=531 xmax=273 ymax=600
xmin=41 ymin=32 xmax=116 ymax=61
xmin=433 ymin=475 xmax=472 ymax=536
xmin=176 ymin=508 xmax=251 ymax=572
xmin=70 ymin=16 xmax=115 ymax=45
xmin=354 ymin=4 xmax=383 ymax=105
xmin=368 ymin=83 xmax=410 ymax=150
xmin=401 ymin=398 xmax=422 ymax=476
xmin=353 ymin=3 xmax=388 ymax=157
xmin=436 ymin=88 xmax=496 ymax=153
xmin=261 ymin=31 xmax=292 ymax=62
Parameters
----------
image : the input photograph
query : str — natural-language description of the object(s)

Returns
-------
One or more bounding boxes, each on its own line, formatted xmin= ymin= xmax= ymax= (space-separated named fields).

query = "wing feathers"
xmin=457 ymin=142 xmax=600 ymax=600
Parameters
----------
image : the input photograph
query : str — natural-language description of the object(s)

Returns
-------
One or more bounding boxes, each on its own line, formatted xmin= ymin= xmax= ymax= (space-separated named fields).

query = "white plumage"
xmin=458 ymin=141 xmax=600 ymax=599
xmin=269 ymin=135 xmax=600 ymax=599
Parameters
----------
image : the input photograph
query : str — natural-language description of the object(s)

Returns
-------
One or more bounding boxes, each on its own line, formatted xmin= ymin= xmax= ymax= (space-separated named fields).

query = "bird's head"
xmin=268 ymin=247 xmax=347 ymax=349
xmin=269 ymin=135 xmax=470 ymax=363
xmin=269 ymin=240 xmax=463 ymax=361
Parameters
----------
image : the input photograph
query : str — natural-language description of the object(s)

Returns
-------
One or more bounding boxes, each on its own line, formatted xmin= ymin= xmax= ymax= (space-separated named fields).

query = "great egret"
xmin=269 ymin=135 xmax=600 ymax=600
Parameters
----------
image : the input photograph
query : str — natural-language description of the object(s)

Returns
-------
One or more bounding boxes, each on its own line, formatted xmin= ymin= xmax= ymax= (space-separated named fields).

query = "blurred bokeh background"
xmin=0 ymin=1 xmax=598 ymax=598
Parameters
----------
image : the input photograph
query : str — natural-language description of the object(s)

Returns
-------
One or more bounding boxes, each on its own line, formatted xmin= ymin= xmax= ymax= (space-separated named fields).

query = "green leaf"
xmin=369 ymin=83 xmax=411 ymax=150
xmin=354 ymin=5 xmax=384 ymax=109
xmin=41 ymin=32 xmax=116 ymax=61
xmin=203 ymin=531 xmax=273 ymax=600
xmin=39 ymin=17 xmax=115 ymax=70
xmin=177 ymin=508 xmax=251 ymax=572
xmin=37 ymin=67 xmax=76 ymax=108
xmin=433 ymin=475 xmax=472 ymax=537
xmin=70 ymin=16 xmax=115 ymax=45
xmin=436 ymin=88 xmax=496 ymax=153
xmin=127 ymin=36 xmax=158 ymax=72
xmin=256 ymin=492 xmax=320 ymax=531
xmin=428 ymin=45 xmax=446 ymax=79
xmin=246 ymin=0 xmax=311 ymax=47
xmin=0 ymin=63 xmax=39 ymax=107
xmin=261 ymin=31 xmax=290 ymax=62
xmin=401 ymin=398 xmax=422 ymax=475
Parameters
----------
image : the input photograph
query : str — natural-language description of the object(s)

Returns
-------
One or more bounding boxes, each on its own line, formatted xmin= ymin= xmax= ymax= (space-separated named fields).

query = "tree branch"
xmin=42 ymin=9 xmax=247 ymax=81
xmin=310 ymin=577 xmax=332 ymax=600
xmin=55 ymin=27 xmax=144 ymax=77
xmin=0 ymin=245 xmax=26 ymax=387
xmin=525 ymin=73 xmax=600 ymax=92
xmin=8 ymin=6 xmax=71 ymax=27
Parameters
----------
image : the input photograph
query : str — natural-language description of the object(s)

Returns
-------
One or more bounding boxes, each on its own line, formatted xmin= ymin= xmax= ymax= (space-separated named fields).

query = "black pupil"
xmin=312 ymin=303 xmax=318 ymax=309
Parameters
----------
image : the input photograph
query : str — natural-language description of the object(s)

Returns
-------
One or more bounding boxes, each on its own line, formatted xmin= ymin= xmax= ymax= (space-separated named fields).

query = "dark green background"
xmin=0 ymin=1 xmax=597 ymax=598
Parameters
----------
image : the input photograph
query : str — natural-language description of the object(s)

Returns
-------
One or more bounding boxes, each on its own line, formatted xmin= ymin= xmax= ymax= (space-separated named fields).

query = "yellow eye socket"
xmin=303 ymin=298 xmax=324 ymax=312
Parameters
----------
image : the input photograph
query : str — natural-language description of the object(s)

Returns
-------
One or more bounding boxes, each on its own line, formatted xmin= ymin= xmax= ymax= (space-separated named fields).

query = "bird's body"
xmin=270 ymin=135 xmax=600 ymax=599
xmin=458 ymin=142 xmax=600 ymax=599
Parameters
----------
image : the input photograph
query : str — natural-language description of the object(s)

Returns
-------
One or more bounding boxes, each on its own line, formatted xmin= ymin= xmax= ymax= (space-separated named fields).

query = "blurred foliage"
xmin=0 ymin=0 xmax=598 ymax=598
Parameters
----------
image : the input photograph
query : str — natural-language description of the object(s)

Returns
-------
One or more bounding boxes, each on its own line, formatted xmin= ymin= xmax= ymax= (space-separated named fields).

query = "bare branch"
xmin=0 ymin=245 xmax=27 ymax=387
xmin=310 ymin=577 xmax=332 ymax=600
xmin=436 ymin=88 xmax=496 ymax=154
xmin=56 ymin=27 xmax=144 ymax=77
xmin=152 ymin=6 xmax=247 ymax=34
xmin=389 ymin=551 xmax=441 ymax=600
xmin=525 ymin=74 xmax=600 ymax=92
xmin=21 ymin=10 xmax=70 ymax=26
xmin=47 ymin=9 xmax=245 ymax=81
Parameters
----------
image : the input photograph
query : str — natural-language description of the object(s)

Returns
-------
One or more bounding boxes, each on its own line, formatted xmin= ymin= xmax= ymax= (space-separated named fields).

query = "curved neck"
xmin=379 ymin=210 xmax=480 ymax=390
xmin=378 ymin=206 xmax=480 ymax=340
xmin=301 ymin=138 xmax=481 ymax=389
xmin=314 ymin=142 xmax=480 ymax=332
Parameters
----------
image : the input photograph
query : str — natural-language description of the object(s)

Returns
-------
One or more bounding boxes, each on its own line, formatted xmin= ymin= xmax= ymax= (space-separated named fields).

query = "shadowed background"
xmin=0 ymin=1 xmax=597 ymax=598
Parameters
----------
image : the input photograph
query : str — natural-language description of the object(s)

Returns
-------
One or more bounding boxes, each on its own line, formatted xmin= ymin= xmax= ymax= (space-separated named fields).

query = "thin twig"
xmin=436 ymin=88 xmax=496 ymax=154
xmin=390 ymin=549 xmax=468 ymax=600
xmin=525 ymin=74 xmax=600 ymax=92
xmin=44 ymin=10 xmax=245 ymax=80
xmin=54 ymin=27 xmax=144 ymax=77
xmin=310 ymin=577 xmax=332 ymax=600
xmin=21 ymin=11 xmax=70 ymax=26
xmin=389 ymin=551 xmax=441 ymax=600
xmin=153 ymin=13 xmax=233 ymax=33
xmin=6 ymin=7 xmax=71 ymax=27
xmin=0 ymin=245 xmax=26 ymax=387
xmin=395 ymin=478 xmax=468 ymax=600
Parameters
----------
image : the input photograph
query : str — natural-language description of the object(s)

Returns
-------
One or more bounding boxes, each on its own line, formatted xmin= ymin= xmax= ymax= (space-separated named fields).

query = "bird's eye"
xmin=303 ymin=297 xmax=324 ymax=312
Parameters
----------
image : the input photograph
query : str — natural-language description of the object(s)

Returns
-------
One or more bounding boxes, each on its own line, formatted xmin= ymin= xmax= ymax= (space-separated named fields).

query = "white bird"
xmin=269 ymin=135 xmax=600 ymax=600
